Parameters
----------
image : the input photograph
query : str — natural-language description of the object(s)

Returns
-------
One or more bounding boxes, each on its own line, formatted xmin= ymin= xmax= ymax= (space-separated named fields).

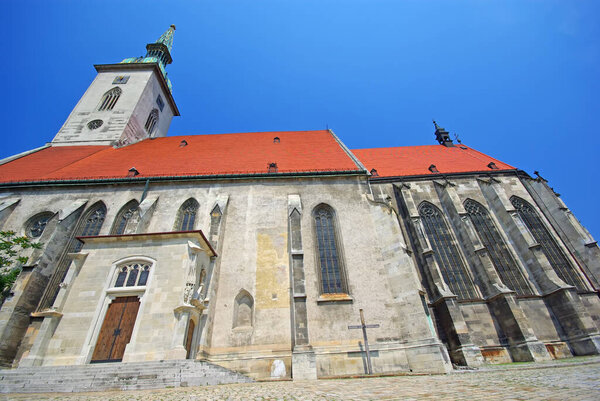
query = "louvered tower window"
xmin=464 ymin=199 xmax=532 ymax=295
xmin=38 ymin=202 xmax=107 ymax=311
xmin=98 ymin=87 xmax=122 ymax=111
xmin=111 ymin=200 xmax=140 ymax=235
xmin=144 ymin=109 xmax=159 ymax=136
xmin=418 ymin=202 xmax=477 ymax=300
xmin=313 ymin=204 xmax=347 ymax=294
xmin=510 ymin=196 xmax=587 ymax=291
xmin=175 ymin=198 xmax=199 ymax=231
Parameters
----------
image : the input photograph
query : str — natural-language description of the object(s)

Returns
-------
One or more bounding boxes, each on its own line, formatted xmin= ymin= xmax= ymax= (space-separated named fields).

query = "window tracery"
xmin=175 ymin=198 xmax=199 ymax=231
xmin=464 ymin=199 xmax=532 ymax=295
xmin=26 ymin=212 xmax=54 ymax=238
xmin=98 ymin=87 xmax=122 ymax=111
xmin=313 ymin=204 xmax=347 ymax=294
xmin=418 ymin=202 xmax=477 ymax=300
xmin=111 ymin=200 xmax=140 ymax=235
xmin=114 ymin=262 xmax=151 ymax=288
xmin=510 ymin=196 xmax=586 ymax=291
xmin=144 ymin=108 xmax=159 ymax=136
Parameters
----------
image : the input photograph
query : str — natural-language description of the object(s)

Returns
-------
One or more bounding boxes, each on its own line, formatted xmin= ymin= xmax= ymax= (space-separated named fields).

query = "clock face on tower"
xmin=87 ymin=119 xmax=103 ymax=130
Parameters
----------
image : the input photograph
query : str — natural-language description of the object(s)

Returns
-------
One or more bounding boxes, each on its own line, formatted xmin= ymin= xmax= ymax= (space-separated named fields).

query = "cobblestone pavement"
xmin=2 ymin=359 xmax=599 ymax=401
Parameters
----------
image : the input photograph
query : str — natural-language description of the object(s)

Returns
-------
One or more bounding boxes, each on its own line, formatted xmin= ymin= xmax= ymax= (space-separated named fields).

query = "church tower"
xmin=51 ymin=25 xmax=180 ymax=147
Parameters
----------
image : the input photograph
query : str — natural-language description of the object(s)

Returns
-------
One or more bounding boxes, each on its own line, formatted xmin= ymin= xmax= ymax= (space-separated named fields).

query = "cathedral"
xmin=0 ymin=26 xmax=599 ymax=382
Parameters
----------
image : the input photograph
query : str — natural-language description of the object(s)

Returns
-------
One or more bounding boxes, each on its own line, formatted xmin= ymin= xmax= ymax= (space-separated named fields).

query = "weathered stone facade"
xmin=0 ymin=26 xmax=598 ymax=383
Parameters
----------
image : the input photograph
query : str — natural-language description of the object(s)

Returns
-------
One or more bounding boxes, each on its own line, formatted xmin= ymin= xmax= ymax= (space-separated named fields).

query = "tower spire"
xmin=120 ymin=25 xmax=176 ymax=92
xmin=144 ymin=24 xmax=176 ymax=69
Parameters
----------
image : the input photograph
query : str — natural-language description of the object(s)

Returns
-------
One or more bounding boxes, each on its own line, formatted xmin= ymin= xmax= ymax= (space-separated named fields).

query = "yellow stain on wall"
xmin=255 ymin=232 xmax=289 ymax=309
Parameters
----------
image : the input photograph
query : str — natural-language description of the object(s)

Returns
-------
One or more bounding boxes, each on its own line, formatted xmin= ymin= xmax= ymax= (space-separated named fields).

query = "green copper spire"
xmin=156 ymin=24 xmax=176 ymax=53
xmin=120 ymin=25 xmax=176 ymax=92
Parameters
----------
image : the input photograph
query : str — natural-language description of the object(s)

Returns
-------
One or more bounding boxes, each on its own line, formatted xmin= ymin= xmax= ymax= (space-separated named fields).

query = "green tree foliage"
xmin=0 ymin=231 xmax=42 ymax=298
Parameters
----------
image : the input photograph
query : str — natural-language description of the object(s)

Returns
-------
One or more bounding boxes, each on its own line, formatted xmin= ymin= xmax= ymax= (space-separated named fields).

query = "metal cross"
xmin=348 ymin=309 xmax=380 ymax=374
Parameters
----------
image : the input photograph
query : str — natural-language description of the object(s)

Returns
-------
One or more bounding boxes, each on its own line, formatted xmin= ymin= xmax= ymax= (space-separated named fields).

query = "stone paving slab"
xmin=1 ymin=359 xmax=599 ymax=401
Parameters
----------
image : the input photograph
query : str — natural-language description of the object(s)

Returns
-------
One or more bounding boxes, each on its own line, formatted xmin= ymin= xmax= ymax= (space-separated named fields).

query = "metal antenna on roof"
xmin=454 ymin=133 xmax=462 ymax=144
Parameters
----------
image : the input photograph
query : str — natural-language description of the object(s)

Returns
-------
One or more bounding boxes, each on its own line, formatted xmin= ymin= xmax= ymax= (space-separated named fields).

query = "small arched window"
xmin=464 ymin=199 xmax=532 ymax=295
xmin=313 ymin=204 xmax=348 ymax=294
xmin=175 ymin=198 xmax=199 ymax=231
xmin=233 ymin=290 xmax=254 ymax=328
xmin=510 ymin=196 xmax=587 ymax=291
xmin=98 ymin=87 xmax=122 ymax=111
xmin=114 ymin=262 xmax=151 ymax=287
xmin=418 ymin=202 xmax=477 ymax=300
xmin=111 ymin=200 xmax=140 ymax=235
xmin=144 ymin=108 xmax=159 ymax=136
xmin=25 ymin=211 xmax=55 ymax=238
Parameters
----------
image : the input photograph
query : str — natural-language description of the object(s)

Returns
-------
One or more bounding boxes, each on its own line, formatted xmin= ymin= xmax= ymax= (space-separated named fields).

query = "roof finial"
xmin=433 ymin=119 xmax=440 ymax=130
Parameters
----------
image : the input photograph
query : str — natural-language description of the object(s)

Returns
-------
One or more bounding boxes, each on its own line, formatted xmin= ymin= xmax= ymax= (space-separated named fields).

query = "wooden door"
xmin=185 ymin=319 xmax=195 ymax=359
xmin=91 ymin=296 xmax=140 ymax=363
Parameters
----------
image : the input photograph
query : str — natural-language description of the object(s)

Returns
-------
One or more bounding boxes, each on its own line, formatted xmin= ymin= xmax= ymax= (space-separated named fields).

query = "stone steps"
xmin=0 ymin=359 xmax=253 ymax=393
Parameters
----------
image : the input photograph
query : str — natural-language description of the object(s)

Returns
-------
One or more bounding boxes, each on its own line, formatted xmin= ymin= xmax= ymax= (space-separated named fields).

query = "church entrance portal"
xmin=91 ymin=296 xmax=140 ymax=363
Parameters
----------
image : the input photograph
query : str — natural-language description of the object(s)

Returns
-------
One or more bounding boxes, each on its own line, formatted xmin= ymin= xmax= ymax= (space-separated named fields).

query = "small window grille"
xmin=175 ymin=198 xmax=199 ymax=231
xmin=510 ymin=196 xmax=587 ymax=291
xmin=419 ymin=202 xmax=477 ymax=300
xmin=112 ymin=76 xmax=130 ymax=84
xmin=26 ymin=212 xmax=54 ymax=238
xmin=267 ymin=163 xmax=278 ymax=173
xmin=488 ymin=162 xmax=499 ymax=170
xmin=464 ymin=199 xmax=532 ymax=295
xmin=314 ymin=204 xmax=347 ymax=294
xmin=156 ymin=95 xmax=165 ymax=112
xmin=273 ymin=137 xmax=280 ymax=143
xmin=180 ymin=140 xmax=188 ymax=147
xmin=428 ymin=164 xmax=439 ymax=173
xmin=127 ymin=167 xmax=139 ymax=177
xmin=370 ymin=168 xmax=379 ymax=176
xmin=98 ymin=87 xmax=122 ymax=111
xmin=144 ymin=109 xmax=159 ymax=136
xmin=114 ymin=263 xmax=151 ymax=287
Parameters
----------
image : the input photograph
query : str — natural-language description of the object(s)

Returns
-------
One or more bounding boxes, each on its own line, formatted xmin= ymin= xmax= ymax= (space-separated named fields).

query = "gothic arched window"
xmin=114 ymin=262 xmax=151 ymax=288
xmin=175 ymin=198 xmax=199 ymax=231
xmin=111 ymin=200 xmax=140 ymax=235
xmin=74 ymin=203 xmax=107 ymax=252
xmin=510 ymin=196 xmax=587 ymax=291
xmin=418 ymin=202 xmax=477 ymax=300
xmin=25 ymin=211 xmax=54 ymax=238
xmin=144 ymin=109 xmax=159 ymax=136
xmin=313 ymin=204 xmax=347 ymax=294
xmin=464 ymin=199 xmax=532 ymax=295
xmin=98 ymin=87 xmax=122 ymax=111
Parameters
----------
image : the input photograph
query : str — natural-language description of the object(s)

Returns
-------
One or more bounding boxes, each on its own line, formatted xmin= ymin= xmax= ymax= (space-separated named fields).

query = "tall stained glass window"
xmin=464 ymin=199 xmax=532 ymax=295
xmin=510 ymin=196 xmax=586 ymax=291
xmin=419 ymin=202 xmax=477 ymax=300
xmin=313 ymin=204 xmax=347 ymax=294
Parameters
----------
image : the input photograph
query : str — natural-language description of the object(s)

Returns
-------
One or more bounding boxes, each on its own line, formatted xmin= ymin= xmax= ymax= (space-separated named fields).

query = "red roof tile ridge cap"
xmin=457 ymin=144 xmax=516 ymax=169
xmin=162 ymin=129 xmax=330 ymax=139
xmin=351 ymin=144 xmax=448 ymax=151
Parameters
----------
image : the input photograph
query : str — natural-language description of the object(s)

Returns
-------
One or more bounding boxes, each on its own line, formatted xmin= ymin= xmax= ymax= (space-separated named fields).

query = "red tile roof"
xmin=0 ymin=130 xmax=362 ymax=183
xmin=352 ymin=144 xmax=515 ymax=178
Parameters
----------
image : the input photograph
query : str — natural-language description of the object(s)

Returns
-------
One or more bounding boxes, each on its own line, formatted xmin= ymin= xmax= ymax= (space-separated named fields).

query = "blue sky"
xmin=2 ymin=0 xmax=599 ymax=238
